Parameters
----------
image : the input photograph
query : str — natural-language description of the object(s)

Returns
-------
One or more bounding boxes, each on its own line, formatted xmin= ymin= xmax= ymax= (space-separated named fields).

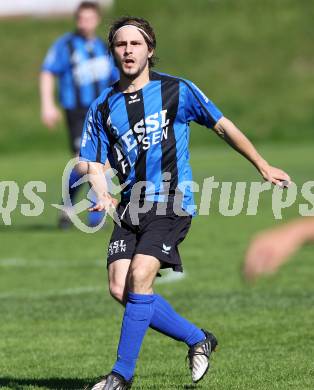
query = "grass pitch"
xmin=1 ymin=1 xmax=314 ymax=387
xmin=1 ymin=144 xmax=313 ymax=389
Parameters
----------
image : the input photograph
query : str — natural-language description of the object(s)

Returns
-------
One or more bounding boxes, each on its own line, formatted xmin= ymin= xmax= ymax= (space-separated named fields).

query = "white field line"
xmin=0 ymin=258 xmax=104 ymax=268
xmin=0 ymin=286 xmax=104 ymax=300
xmin=0 ymin=259 xmax=186 ymax=299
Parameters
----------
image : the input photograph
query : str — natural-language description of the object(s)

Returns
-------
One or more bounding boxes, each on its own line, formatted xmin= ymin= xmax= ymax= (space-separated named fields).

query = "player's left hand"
xmin=259 ymin=164 xmax=291 ymax=188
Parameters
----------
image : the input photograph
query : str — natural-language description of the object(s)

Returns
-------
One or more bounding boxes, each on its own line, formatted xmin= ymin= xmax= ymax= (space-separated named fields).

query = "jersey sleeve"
xmin=41 ymin=36 xmax=69 ymax=75
xmin=79 ymin=101 xmax=109 ymax=164
xmin=183 ymin=80 xmax=223 ymax=129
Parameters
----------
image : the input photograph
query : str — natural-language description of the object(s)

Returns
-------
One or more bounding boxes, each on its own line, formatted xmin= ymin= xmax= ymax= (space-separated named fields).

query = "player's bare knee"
xmin=128 ymin=266 xmax=153 ymax=293
xmin=109 ymin=282 xmax=124 ymax=303
xmin=108 ymin=259 xmax=131 ymax=303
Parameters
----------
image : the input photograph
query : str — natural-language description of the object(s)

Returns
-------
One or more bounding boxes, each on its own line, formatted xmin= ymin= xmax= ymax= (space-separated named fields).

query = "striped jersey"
xmin=80 ymin=71 xmax=223 ymax=214
xmin=41 ymin=32 xmax=119 ymax=109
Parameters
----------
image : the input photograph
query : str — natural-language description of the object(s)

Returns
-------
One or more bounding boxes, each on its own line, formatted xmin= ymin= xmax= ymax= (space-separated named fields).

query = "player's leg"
xmin=108 ymin=258 xmax=131 ymax=304
xmin=106 ymin=206 xmax=137 ymax=302
xmin=93 ymin=206 xmax=217 ymax=387
xmin=108 ymin=251 xmax=211 ymax=347
xmin=108 ymin=250 xmax=204 ymax=344
xmin=135 ymin=212 xmax=205 ymax=345
xmin=107 ymin=250 xmax=217 ymax=385
xmin=108 ymin=253 xmax=209 ymax=346
xmin=110 ymin=254 xmax=160 ymax=382
xmin=108 ymin=255 xmax=206 ymax=348
xmin=91 ymin=210 xmax=140 ymax=388
xmin=134 ymin=211 xmax=218 ymax=383
xmin=92 ymin=254 xmax=160 ymax=389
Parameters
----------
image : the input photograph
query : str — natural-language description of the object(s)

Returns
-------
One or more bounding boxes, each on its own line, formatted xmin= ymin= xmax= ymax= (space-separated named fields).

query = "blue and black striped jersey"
xmin=41 ymin=32 xmax=119 ymax=109
xmin=80 ymin=71 xmax=223 ymax=214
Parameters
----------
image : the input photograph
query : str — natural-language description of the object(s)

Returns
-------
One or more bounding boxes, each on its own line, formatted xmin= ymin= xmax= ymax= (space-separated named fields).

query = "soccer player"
xmin=40 ymin=1 xmax=118 ymax=228
xmin=80 ymin=16 xmax=291 ymax=389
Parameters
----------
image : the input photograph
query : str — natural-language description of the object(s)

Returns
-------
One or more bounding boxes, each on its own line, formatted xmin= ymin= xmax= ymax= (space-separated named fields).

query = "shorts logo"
xmin=162 ymin=243 xmax=172 ymax=255
xmin=108 ymin=240 xmax=127 ymax=256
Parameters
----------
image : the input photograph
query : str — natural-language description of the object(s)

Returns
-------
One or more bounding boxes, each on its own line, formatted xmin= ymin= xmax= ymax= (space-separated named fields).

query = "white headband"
xmin=111 ymin=24 xmax=153 ymax=44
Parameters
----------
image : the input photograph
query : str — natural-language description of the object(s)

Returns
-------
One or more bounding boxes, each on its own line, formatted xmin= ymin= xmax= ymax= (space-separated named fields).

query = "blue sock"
xmin=150 ymin=294 xmax=205 ymax=347
xmin=88 ymin=189 xmax=105 ymax=226
xmin=112 ymin=292 xmax=156 ymax=381
xmin=66 ymin=168 xmax=82 ymax=206
xmin=88 ymin=210 xmax=105 ymax=226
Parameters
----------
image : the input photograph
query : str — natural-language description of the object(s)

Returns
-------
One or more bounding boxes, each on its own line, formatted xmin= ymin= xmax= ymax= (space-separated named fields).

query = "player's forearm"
xmin=39 ymin=72 xmax=56 ymax=108
xmin=213 ymin=117 xmax=269 ymax=172
xmin=88 ymin=162 xmax=110 ymax=199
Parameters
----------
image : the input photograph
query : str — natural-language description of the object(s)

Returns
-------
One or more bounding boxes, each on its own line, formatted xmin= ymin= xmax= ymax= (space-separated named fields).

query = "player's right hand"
xmin=41 ymin=104 xmax=62 ymax=129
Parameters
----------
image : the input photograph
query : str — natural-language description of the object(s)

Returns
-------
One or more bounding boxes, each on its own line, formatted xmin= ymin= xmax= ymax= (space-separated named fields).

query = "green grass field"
xmin=1 ymin=144 xmax=314 ymax=389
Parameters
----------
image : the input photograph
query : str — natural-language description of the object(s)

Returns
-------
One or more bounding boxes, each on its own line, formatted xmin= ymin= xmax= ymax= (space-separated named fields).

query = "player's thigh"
xmin=135 ymin=213 xmax=192 ymax=272
xmin=107 ymin=208 xmax=137 ymax=298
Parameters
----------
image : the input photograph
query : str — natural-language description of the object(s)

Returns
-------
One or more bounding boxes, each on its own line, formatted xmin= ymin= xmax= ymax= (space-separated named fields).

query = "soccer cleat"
xmin=186 ymin=329 xmax=218 ymax=383
xmin=90 ymin=372 xmax=133 ymax=390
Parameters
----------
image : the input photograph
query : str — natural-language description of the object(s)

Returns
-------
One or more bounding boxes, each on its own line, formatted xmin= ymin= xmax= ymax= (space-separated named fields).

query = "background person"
xmin=244 ymin=217 xmax=314 ymax=280
xmin=39 ymin=0 xmax=118 ymax=228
